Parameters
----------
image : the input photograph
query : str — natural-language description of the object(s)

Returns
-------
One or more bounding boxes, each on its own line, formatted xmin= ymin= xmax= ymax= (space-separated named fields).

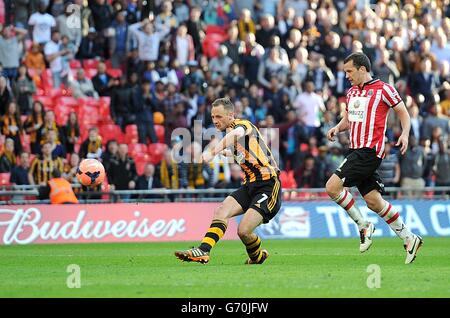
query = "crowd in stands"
xmin=0 ymin=0 xmax=449 ymax=199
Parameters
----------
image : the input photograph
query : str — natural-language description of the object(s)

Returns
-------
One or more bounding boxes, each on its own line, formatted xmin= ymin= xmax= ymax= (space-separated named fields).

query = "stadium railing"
xmin=0 ymin=185 xmax=449 ymax=204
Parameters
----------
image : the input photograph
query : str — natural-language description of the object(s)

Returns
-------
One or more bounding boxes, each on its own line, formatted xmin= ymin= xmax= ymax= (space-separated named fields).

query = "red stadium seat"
xmin=54 ymin=104 xmax=73 ymax=126
xmin=134 ymin=157 xmax=149 ymax=175
xmin=98 ymin=97 xmax=113 ymax=123
xmin=99 ymin=124 xmax=123 ymax=144
xmin=147 ymin=143 xmax=168 ymax=165
xmin=205 ymin=24 xmax=227 ymax=36
xmin=154 ymin=124 xmax=165 ymax=143
xmin=125 ymin=124 xmax=139 ymax=144
xmin=279 ymin=170 xmax=297 ymax=189
xmin=106 ymin=68 xmax=122 ymax=78
xmin=83 ymin=59 xmax=100 ymax=69
xmin=57 ymin=96 xmax=78 ymax=108
xmin=0 ymin=173 xmax=11 ymax=186
xmin=84 ymin=68 xmax=98 ymax=79
xmin=128 ymin=143 xmax=148 ymax=158
xmin=69 ymin=60 xmax=82 ymax=69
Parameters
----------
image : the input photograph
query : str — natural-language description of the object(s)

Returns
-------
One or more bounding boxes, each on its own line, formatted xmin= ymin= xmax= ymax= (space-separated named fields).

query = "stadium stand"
xmin=0 ymin=0 xmax=449 ymax=203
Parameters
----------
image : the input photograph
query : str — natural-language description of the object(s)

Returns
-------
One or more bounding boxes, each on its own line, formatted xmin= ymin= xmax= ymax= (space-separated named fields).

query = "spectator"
xmin=155 ymin=148 xmax=182 ymax=189
xmin=28 ymin=2 xmax=56 ymax=45
xmin=324 ymin=143 xmax=344 ymax=180
xmin=0 ymin=25 xmax=28 ymax=81
xmin=28 ymin=141 xmax=64 ymax=185
xmin=45 ymin=129 xmax=66 ymax=159
xmin=173 ymin=0 xmax=190 ymax=23
xmin=12 ymin=65 xmax=36 ymax=115
xmin=14 ymin=0 xmax=30 ymax=28
xmin=37 ymin=110 xmax=64 ymax=147
xmin=258 ymin=47 xmax=289 ymax=90
xmin=187 ymin=141 xmax=212 ymax=189
xmin=101 ymin=139 xmax=118 ymax=177
xmin=241 ymin=32 xmax=265 ymax=84
xmin=110 ymin=76 xmax=137 ymax=132
xmin=10 ymin=151 xmax=30 ymax=185
xmin=24 ymin=101 xmax=45 ymax=154
xmin=0 ymin=76 xmax=12 ymax=115
xmin=282 ymin=28 xmax=302 ymax=61
xmin=133 ymin=80 xmax=158 ymax=145
xmin=79 ymin=127 xmax=102 ymax=160
xmin=215 ymin=163 xmax=241 ymax=189
xmin=238 ymin=8 xmax=256 ymax=41
xmin=91 ymin=62 xmax=114 ymax=96
xmin=433 ymin=138 xmax=450 ymax=194
xmin=1 ymin=101 xmax=23 ymax=155
xmin=373 ymin=49 xmax=400 ymax=85
xmin=109 ymin=143 xmax=138 ymax=199
xmin=60 ymin=35 xmax=77 ymax=79
xmin=421 ymin=103 xmax=450 ymax=141
xmin=409 ymin=57 xmax=440 ymax=106
xmin=128 ymin=18 xmax=162 ymax=64
xmin=136 ymin=163 xmax=163 ymax=198
xmin=294 ymin=80 xmax=325 ymax=138
xmin=44 ymin=30 xmax=70 ymax=88
xmin=89 ymin=0 xmax=114 ymax=57
xmin=70 ymin=69 xmax=99 ymax=99
xmin=63 ymin=112 xmax=80 ymax=155
xmin=256 ymin=14 xmax=279 ymax=49
xmin=209 ymin=45 xmax=234 ymax=80
xmin=431 ymin=32 xmax=450 ymax=66
xmin=63 ymin=152 xmax=81 ymax=183
xmin=24 ymin=42 xmax=46 ymax=72
xmin=76 ymin=27 xmax=104 ymax=60
xmin=110 ymin=10 xmax=128 ymax=68
xmin=294 ymin=155 xmax=320 ymax=188
xmin=223 ymin=24 xmax=245 ymax=65
xmin=0 ymin=138 xmax=16 ymax=172
xmin=400 ymin=135 xmax=426 ymax=198
xmin=169 ymin=23 xmax=195 ymax=66
xmin=56 ymin=2 xmax=82 ymax=52
xmin=186 ymin=6 xmax=204 ymax=59
xmin=38 ymin=169 xmax=79 ymax=204
xmin=154 ymin=0 xmax=179 ymax=39
xmin=378 ymin=141 xmax=401 ymax=187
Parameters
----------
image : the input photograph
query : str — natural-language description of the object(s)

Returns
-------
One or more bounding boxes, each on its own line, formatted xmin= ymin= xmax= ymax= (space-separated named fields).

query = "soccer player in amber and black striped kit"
xmin=175 ymin=98 xmax=281 ymax=264
xmin=326 ymin=52 xmax=423 ymax=264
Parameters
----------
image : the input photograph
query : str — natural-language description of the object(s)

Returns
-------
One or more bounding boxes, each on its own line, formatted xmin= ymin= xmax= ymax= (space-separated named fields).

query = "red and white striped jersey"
xmin=346 ymin=79 xmax=402 ymax=158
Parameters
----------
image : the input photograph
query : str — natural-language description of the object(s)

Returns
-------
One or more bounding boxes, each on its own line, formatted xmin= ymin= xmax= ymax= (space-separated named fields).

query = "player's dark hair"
xmin=212 ymin=97 xmax=235 ymax=112
xmin=344 ymin=52 xmax=371 ymax=72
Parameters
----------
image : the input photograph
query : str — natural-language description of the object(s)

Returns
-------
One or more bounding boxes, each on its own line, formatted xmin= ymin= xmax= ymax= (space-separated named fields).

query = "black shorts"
xmin=334 ymin=147 xmax=385 ymax=196
xmin=230 ymin=177 xmax=282 ymax=224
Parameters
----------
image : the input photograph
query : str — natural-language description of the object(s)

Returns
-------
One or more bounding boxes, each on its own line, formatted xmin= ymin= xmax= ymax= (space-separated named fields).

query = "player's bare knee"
xmin=326 ymin=178 xmax=341 ymax=198
xmin=213 ymin=204 xmax=229 ymax=220
xmin=365 ymin=196 xmax=384 ymax=212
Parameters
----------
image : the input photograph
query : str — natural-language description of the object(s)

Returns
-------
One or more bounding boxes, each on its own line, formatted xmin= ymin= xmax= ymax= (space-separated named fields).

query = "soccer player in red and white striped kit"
xmin=326 ymin=52 xmax=423 ymax=264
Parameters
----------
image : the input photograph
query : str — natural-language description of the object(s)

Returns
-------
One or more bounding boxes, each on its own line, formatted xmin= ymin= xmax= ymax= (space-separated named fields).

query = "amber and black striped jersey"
xmin=29 ymin=156 xmax=64 ymax=184
xmin=229 ymin=119 xmax=279 ymax=184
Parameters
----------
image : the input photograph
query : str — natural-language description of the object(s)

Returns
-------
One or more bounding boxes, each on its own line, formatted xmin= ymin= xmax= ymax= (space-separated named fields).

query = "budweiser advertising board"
xmin=0 ymin=204 xmax=239 ymax=245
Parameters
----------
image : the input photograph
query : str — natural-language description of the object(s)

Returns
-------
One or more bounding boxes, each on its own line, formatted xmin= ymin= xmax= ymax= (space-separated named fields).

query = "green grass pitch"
xmin=0 ymin=237 xmax=449 ymax=297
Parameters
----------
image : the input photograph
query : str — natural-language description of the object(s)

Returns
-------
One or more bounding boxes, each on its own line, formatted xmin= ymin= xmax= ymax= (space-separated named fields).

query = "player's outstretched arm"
xmin=393 ymin=101 xmax=411 ymax=155
xmin=202 ymin=127 xmax=246 ymax=163
xmin=327 ymin=109 xmax=350 ymax=142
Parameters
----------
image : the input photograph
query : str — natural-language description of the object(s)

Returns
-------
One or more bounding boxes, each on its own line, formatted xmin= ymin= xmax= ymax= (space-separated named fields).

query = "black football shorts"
xmin=230 ymin=177 xmax=282 ymax=223
xmin=334 ymin=147 xmax=385 ymax=196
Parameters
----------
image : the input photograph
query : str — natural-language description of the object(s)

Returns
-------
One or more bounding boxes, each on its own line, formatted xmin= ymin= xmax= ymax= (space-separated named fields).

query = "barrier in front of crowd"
xmin=0 ymin=199 xmax=448 ymax=246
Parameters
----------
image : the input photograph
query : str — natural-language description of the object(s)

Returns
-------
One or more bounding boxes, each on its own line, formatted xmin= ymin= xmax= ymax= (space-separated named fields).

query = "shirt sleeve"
xmin=382 ymin=83 xmax=402 ymax=108
xmin=230 ymin=119 xmax=252 ymax=134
